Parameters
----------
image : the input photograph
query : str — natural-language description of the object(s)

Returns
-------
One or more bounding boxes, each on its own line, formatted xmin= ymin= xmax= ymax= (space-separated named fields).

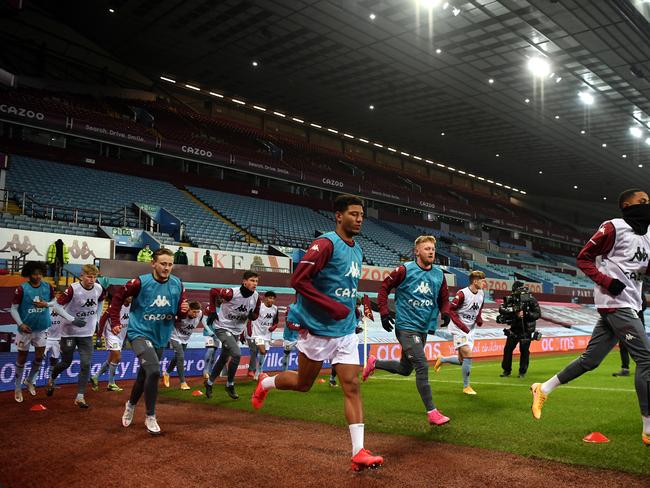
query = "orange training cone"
xmin=583 ymin=432 xmax=609 ymax=443
xmin=192 ymin=390 xmax=204 ymax=396
xmin=30 ymin=404 xmax=47 ymax=411
xmin=318 ymin=378 xmax=326 ymax=384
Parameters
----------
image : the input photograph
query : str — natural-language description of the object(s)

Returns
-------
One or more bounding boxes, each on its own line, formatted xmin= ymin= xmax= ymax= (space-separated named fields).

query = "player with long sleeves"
xmin=248 ymin=291 xmax=279 ymax=379
xmin=11 ymin=262 xmax=56 ymax=402
xmin=91 ymin=296 xmax=131 ymax=392
xmin=434 ymin=271 xmax=486 ymax=395
xmin=363 ymin=235 xmax=452 ymax=426
xmin=164 ymin=301 xmax=203 ymax=389
xmin=204 ymin=270 xmax=261 ymax=400
xmin=281 ymin=304 xmax=300 ymax=371
xmin=531 ymin=189 xmax=650 ymax=446
xmin=47 ymin=264 xmax=106 ymax=408
xmin=202 ymin=304 xmax=220 ymax=379
xmin=251 ymin=194 xmax=383 ymax=472
xmin=110 ymin=248 xmax=188 ymax=435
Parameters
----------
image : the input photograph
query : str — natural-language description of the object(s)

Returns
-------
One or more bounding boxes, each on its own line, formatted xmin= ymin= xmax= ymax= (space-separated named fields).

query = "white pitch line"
xmin=369 ymin=375 xmax=636 ymax=393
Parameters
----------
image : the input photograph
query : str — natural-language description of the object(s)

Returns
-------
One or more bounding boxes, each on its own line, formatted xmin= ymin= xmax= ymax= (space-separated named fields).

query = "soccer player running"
xmin=44 ymin=295 xmax=63 ymax=383
xmin=531 ymin=189 xmax=650 ymax=445
xmin=281 ymin=303 xmax=300 ymax=371
xmin=202 ymin=304 xmax=220 ymax=379
xmin=11 ymin=262 xmax=55 ymax=402
xmin=204 ymin=270 xmax=261 ymax=400
xmin=434 ymin=271 xmax=486 ymax=395
xmin=251 ymin=194 xmax=384 ymax=471
xmin=110 ymin=248 xmax=188 ymax=435
xmin=363 ymin=235 xmax=452 ymax=426
xmin=91 ymin=296 xmax=132 ymax=392
xmin=163 ymin=301 xmax=203 ymax=390
xmin=248 ymin=291 xmax=279 ymax=380
xmin=47 ymin=264 xmax=106 ymax=408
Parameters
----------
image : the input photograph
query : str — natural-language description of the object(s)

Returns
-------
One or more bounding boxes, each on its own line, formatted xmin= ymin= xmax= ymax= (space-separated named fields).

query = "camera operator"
xmin=498 ymin=281 xmax=541 ymax=378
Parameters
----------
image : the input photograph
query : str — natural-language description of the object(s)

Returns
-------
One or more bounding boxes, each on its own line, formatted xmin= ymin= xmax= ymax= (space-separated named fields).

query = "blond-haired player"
xmin=47 ymin=264 xmax=106 ymax=408
xmin=363 ymin=235 xmax=452 ymax=426
xmin=434 ymin=271 xmax=486 ymax=395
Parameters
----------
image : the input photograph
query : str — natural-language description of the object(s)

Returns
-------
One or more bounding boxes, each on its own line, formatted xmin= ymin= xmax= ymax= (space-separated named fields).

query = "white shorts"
xmin=283 ymin=339 xmax=297 ymax=351
xmin=253 ymin=336 xmax=271 ymax=348
xmin=297 ymin=331 xmax=359 ymax=365
xmin=45 ymin=338 xmax=61 ymax=359
xmin=204 ymin=336 xmax=220 ymax=347
xmin=104 ymin=328 xmax=127 ymax=351
xmin=15 ymin=330 xmax=48 ymax=351
xmin=452 ymin=330 xmax=475 ymax=351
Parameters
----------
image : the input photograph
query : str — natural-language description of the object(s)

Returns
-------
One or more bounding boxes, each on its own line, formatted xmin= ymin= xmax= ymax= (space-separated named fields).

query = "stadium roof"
xmin=9 ymin=0 xmax=650 ymax=201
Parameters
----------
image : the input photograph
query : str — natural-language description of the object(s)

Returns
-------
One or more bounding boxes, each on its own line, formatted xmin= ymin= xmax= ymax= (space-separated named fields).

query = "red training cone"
xmin=583 ymin=432 xmax=609 ymax=443
xmin=318 ymin=378 xmax=326 ymax=384
xmin=192 ymin=390 xmax=204 ymax=396
xmin=30 ymin=404 xmax=47 ymax=411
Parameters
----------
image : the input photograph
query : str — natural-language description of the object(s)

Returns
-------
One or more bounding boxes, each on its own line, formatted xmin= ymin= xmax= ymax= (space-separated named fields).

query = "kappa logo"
xmin=235 ymin=304 xmax=248 ymax=312
xmin=311 ymin=244 xmax=320 ymax=252
xmin=150 ymin=295 xmax=171 ymax=307
xmin=625 ymin=333 xmax=637 ymax=341
xmin=413 ymin=281 xmax=432 ymax=294
xmin=83 ymin=298 xmax=97 ymax=308
xmin=122 ymin=313 xmax=129 ymax=321
xmin=470 ymin=302 xmax=480 ymax=311
xmin=629 ymin=246 xmax=648 ymax=263
xmin=344 ymin=261 xmax=361 ymax=279
xmin=265 ymin=313 xmax=273 ymax=319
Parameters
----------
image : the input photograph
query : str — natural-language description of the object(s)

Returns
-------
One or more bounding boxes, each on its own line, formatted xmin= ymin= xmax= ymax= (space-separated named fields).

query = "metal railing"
xmin=1 ymin=187 xmax=134 ymax=227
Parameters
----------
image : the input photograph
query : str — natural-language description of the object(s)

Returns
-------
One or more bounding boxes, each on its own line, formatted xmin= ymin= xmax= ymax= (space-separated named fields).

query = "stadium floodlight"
xmin=437 ymin=163 xmax=446 ymax=168
xmin=251 ymin=61 xmax=259 ymax=67
xmin=253 ymin=105 xmax=266 ymax=111
xmin=436 ymin=48 xmax=442 ymax=54
xmin=646 ymin=137 xmax=650 ymax=146
xmin=369 ymin=13 xmax=376 ymax=20
xmin=344 ymin=133 xmax=355 ymax=139
xmin=602 ymin=143 xmax=607 ymax=147
xmin=209 ymin=91 xmax=224 ymax=98
xmin=527 ymin=57 xmax=551 ymax=78
xmin=291 ymin=117 xmax=304 ymax=123
xmin=310 ymin=123 xmax=322 ymax=128
xmin=232 ymin=98 xmax=245 ymax=105
xmin=160 ymin=76 xmax=176 ymax=83
xmin=273 ymin=111 xmax=286 ymax=117
xmin=452 ymin=7 xmax=461 ymax=16
xmin=622 ymin=154 xmax=627 ymax=158
xmin=413 ymin=155 xmax=422 ymax=160
xmin=358 ymin=138 xmax=369 ymax=143
xmin=387 ymin=147 xmax=396 ymax=151
xmin=373 ymin=143 xmax=383 ymax=148
xmin=327 ymin=128 xmax=338 ymax=133
xmin=578 ymin=91 xmax=594 ymax=105
xmin=630 ymin=127 xmax=643 ymax=138
xmin=185 ymin=84 xmax=200 ymax=91
xmin=401 ymin=151 xmax=410 ymax=156
xmin=369 ymin=104 xmax=375 ymax=110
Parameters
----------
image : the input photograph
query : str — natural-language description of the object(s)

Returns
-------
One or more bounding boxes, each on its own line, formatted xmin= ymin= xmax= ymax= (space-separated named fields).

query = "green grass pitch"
xmin=160 ymin=352 xmax=649 ymax=475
